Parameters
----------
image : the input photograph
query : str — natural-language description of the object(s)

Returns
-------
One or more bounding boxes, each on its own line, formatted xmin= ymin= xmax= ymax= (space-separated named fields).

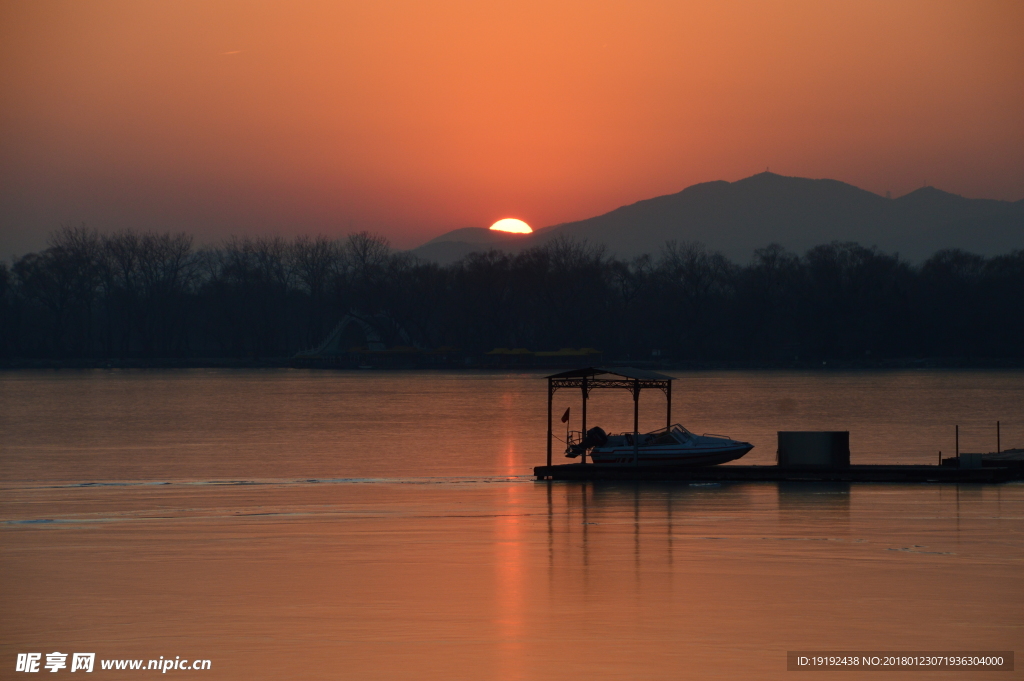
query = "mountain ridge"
xmin=407 ymin=172 xmax=1023 ymax=264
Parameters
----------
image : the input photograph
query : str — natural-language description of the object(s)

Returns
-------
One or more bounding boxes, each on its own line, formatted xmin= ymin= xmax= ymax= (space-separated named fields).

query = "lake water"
xmin=1 ymin=370 xmax=1022 ymax=679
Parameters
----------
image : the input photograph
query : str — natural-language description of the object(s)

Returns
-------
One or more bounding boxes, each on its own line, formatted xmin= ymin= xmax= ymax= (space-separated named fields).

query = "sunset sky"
xmin=1 ymin=0 xmax=1022 ymax=256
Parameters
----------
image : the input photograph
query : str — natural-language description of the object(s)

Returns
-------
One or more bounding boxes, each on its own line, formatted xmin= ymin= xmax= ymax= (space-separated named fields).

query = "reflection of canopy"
xmin=544 ymin=367 xmax=674 ymax=467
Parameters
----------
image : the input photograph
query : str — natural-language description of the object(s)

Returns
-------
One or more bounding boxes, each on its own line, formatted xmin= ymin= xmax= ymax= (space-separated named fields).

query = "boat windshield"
xmin=612 ymin=424 xmax=693 ymax=445
xmin=650 ymin=431 xmax=678 ymax=445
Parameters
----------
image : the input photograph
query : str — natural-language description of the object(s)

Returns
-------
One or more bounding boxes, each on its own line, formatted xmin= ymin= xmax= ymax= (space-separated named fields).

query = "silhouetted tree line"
xmin=1 ymin=225 xmax=1022 ymax=361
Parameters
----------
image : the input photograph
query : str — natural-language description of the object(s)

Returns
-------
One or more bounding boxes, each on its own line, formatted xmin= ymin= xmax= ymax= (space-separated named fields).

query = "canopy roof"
xmin=545 ymin=366 xmax=674 ymax=381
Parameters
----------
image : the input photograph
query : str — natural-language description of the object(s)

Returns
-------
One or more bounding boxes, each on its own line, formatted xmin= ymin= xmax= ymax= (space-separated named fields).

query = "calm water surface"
xmin=1 ymin=370 xmax=1022 ymax=680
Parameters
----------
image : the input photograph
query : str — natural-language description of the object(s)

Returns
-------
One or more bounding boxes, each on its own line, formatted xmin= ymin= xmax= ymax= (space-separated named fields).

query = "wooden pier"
xmin=534 ymin=463 xmax=1024 ymax=484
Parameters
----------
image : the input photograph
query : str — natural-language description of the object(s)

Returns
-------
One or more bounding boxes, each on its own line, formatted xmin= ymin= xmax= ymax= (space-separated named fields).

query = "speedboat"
xmin=566 ymin=423 xmax=753 ymax=466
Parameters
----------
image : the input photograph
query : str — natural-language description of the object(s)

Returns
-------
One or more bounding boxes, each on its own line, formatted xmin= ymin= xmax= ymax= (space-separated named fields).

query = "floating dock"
xmin=534 ymin=463 xmax=1024 ymax=484
xmin=536 ymin=365 xmax=1022 ymax=484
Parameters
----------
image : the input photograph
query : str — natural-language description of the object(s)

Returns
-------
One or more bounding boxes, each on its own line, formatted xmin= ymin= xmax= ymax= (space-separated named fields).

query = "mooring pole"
xmin=547 ymin=379 xmax=553 ymax=468
xmin=633 ymin=379 xmax=640 ymax=467
xmin=955 ymin=424 xmax=959 ymax=459
xmin=997 ymin=420 xmax=1000 ymax=454
xmin=666 ymin=380 xmax=672 ymax=430
xmin=581 ymin=376 xmax=588 ymax=465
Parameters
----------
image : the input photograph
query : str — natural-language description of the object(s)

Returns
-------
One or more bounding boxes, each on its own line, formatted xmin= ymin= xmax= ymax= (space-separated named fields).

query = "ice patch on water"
xmin=887 ymin=545 xmax=955 ymax=555
xmin=15 ymin=475 xmax=537 ymax=491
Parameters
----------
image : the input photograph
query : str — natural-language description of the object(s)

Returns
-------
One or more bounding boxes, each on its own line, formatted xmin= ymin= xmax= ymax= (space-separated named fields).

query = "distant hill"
xmin=408 ymin=227 xmax=531 ymax=264
xmin=407 ymin=173 xmax=1024 ymax=264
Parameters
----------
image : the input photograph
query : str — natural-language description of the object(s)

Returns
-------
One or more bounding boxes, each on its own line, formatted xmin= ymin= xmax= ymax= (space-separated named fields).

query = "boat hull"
xmin=588 ymin=443 xmax=753 ymax=467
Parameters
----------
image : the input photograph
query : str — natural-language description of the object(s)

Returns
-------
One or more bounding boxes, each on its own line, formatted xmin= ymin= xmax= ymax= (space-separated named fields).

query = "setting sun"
xmin=489 ymin=218 xmax=532 ymax=234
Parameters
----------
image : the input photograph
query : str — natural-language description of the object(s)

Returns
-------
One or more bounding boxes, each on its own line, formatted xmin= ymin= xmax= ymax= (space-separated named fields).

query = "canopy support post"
xmin=547 ymin=378 xmax=553 ymax=468
xmin=666 ymin=380 xmax=672 ymax=430
xmin=633 ymin=379 xmax=640 ymax=467
xmin=581 ymin=376 xmax=588 ymax=465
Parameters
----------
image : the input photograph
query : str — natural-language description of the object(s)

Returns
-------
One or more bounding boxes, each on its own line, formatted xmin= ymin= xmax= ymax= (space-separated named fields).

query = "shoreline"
xmin=3 ymin=357 xmax=1024 ymax=371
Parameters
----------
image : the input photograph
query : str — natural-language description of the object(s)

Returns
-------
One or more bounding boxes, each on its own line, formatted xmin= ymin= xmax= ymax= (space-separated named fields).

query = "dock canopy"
xmin=545 ymin=366 xmax=675 ymax=382
xmin=544 ymin=367 xmax=675 ymax=467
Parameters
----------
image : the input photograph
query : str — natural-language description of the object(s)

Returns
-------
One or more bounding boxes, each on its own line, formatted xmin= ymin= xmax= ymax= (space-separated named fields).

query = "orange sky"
xmin=1 ymin=0 xmax=1022 ymax=254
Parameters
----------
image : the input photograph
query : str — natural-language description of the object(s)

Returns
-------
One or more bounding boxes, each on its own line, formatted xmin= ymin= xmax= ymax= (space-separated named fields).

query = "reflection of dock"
xmin=534 ymin=463 xmax=1024 ymax=483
